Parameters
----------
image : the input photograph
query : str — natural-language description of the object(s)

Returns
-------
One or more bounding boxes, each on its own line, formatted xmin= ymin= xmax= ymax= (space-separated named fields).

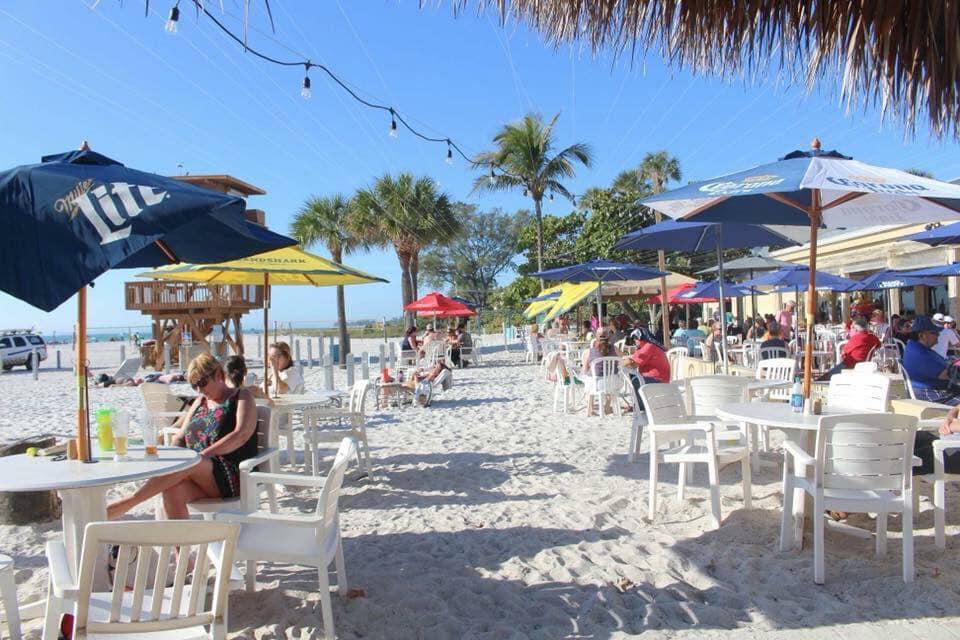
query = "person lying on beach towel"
xmin=93 ymin=372 xmax=185 ymax=387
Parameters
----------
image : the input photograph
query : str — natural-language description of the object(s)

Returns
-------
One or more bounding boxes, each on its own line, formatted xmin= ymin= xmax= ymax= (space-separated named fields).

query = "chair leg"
xmin=707 ymin=458 xmax=722 ymax=529
xmin=317 ymin=564 xmax=336 ymax=640
xmin=779 ymin=464 xmax=794 ymax=552
xmin=42 ymin=577 xmax=61 ymax=640
xmin=334 ymin=541 xmax=349 ymax=596
xmin=935 ymin=477 xmax=947 ymax=550
xmin=245 ymin=560 xmax=257 ymax=592
xmin=814 ymin=495 xmax=825 ymax=584
xmin=875 ymin=513 xmax=888 ymax=556
xmin=903 ymin=494 xmax=915 ymax=583
xmin=0 ymin=564 xmax=20 ymax=640
xmin=648 ymin=434 xmax=658 ymax=520
xmin=740 ymin=450 xmax=752 ymax=510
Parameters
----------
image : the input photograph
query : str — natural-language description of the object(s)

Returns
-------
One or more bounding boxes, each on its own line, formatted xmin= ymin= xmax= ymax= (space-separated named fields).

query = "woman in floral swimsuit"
xmin=107 ymin=353 xmax=258 ymax=520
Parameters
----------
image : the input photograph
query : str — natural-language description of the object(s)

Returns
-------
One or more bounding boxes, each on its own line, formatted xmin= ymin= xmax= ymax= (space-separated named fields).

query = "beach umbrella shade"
xmin=677 ymin=280 xmax=763 ymax=301
xmin=900 ymin=262 xmax=960 ymax=278
xmin=641 ymin=138 xmax=960 ymax=398
xmin=523 ymin=284 xmax=566 ymax=319
xmin=646 ymin=282 xmax=698 ymax=305
xmin=0 ymin=146 xmax=296 ymax=460
xmin=531 ymin=260 xmax=667 ymax=326
xmin=696 ymin=254 xmax=796 ymax=275
xmin=404 ymin=291 xmax=477 ymax=318
xmin=141 ymin=245 xmax=388 ymax=393
xmin=542 ymin=282 xmax=599 ymax=322
xmin=740 ymin=266 xmax=858 ymax=336
xmin=844 ymin=269 xmax=944 ymax=291
xmin=614 ymin=220 xmax=798 ymax=372
xmin=523 ymin=291 xmax=561 ymax=304
xmin=903 ymin=222 xmax=960 ymax=247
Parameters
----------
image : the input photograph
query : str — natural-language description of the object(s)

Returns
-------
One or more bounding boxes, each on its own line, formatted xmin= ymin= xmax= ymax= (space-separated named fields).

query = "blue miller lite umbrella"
xmin=641 ymin=138 xmax=960 ymax=398
xmin=0 ymin=145 xmax=296 ymax=460
xmin=531 ymin=259 xmax=667 ymax=324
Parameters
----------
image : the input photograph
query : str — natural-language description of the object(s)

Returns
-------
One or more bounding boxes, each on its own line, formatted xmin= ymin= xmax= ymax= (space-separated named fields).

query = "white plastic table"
xmin=0 ymin=446 xmax=199 ymax=589
xmin=260 ymin=392 xmax=348 ymax=470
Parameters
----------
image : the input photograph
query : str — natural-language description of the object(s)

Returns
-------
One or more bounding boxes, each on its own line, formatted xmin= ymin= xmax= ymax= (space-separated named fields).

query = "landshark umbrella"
xmin=641 ymin=138 xmax=960 ymax=399
xmin=523 ymin=291 xmax=561 ymax=304
xmin=0 ymin=145 xmax=296 ymax=460
xmin=532 ymin=260 xmax=667 ymax=325
xmin=141 ymin=246 xmax=388 ymax=393
xmin=523 ymin=284 xmax=566 ymax=319
xmin=614 ymin=220 xmax=797 ymax=371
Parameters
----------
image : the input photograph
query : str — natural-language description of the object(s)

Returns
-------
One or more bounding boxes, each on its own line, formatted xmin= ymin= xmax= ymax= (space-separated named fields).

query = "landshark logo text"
xmin=59 ymin=181 xmax=169 ymax=244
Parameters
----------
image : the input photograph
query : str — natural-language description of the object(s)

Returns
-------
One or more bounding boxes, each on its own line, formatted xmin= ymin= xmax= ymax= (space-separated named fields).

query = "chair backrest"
xmin=140 ymin=382 xmax=180 ymax=415
xmin=686 ymin=375 xmax=750 ymax=416
xmin=756 ymin=357 xmax=797 ymax=401
xmin=113 ymin=357 xmax=142 ymax=380
xmin=526 ymin=335 xmax=539 ymax=356
xmin=590 ymin=355 xmax=620 ymax=378
xmin=900 ymin=365 xmax=918 ymax=400
xmin=665 ymin=348 xmax=687 ymax=381
xmin=73 ymin=520 xmax=239 ymax=638
xmin=870 ymin=344 xmax=901 ymax=369
xmin=316 ymin=438 xmax=358 ymax=534
xmin=853 ymin=361 xmax=879 ymax=373
xmin=826 ymin=372 xmax=891 ymax=412
xmin=349 ymin=379 xmax=372 ymax=416
xmin=255 ymin=404 xmax=274 ymax=450
xmin=758 ymin=346 xmax=789 ymax=361
xmin=814 ymin=413 xmax=917 ymax=492
xmin=638 ymin=383 xmax=688 ymax=426
xmin=835 ymin=339 xmax=848 ymax=361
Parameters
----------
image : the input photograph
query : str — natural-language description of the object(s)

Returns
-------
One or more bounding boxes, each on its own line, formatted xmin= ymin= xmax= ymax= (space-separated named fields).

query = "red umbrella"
xmin=404 ymin=292 xmax=477 ymax=318
xmin=646 ymin=283 xmax=702 ymax=304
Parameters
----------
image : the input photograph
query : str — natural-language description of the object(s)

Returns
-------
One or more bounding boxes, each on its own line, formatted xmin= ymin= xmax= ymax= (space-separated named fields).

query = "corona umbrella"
xmin=141 ymin=245 xmax=387 ymax=393
xmin=0 ymin=145 xmax=296 ymax=461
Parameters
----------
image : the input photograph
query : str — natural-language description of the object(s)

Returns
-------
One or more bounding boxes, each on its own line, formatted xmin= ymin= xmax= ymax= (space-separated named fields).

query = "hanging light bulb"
xmin=445 ymin=140 xmax=453 ymax=165
xmin=301 ymin=64 xmax=312 ymax=99
xmin=389 ymin=108 xmax=398 ymax=138
xmin=165 ymin=3 xmax=180 ymax=34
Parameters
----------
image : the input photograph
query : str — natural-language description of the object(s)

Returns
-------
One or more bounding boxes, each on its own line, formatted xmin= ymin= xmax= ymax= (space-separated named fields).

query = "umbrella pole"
xmin=715 ymin=237 xmax=729 ymax=374
xmin=263 ymin=274 xmax=270 ymax=395
xmin=750 ymin=269 xmax=757 ymax=320
xmin=76 ymin=286 xmax=91 ymax=462
xmin=803 ymin=193 xmax=821 ymax=401
xmin=596 ymin=280 xmax=603 ymax=327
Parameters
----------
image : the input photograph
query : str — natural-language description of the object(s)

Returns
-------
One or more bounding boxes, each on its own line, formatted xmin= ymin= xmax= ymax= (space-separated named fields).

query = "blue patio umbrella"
xmin=741 ymin=266 xmax=858 ymax=337
xmin=903 ymin=223 xmax=960 ymax=247
xmin=531 ymin=260 xmax=667 ymax=324
xmin=614 ymin=219 xmax=798 ymax=369
xmin=845 ymin=268 xmax=943 ymax=291
xmin=640 ymin=138 xmax=960 ymax=397
xmin=900 ymin=262 xmax=960 ymax=278
xmin=0 ymin=146 xmax=296 ymax=460
xmin=676 ymin=280 xmax=763 ymax=300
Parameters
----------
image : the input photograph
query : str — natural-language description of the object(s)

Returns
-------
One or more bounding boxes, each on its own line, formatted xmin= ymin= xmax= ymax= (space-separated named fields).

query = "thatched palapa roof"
xmin=449 ymin=1 xmax=960 ymax=138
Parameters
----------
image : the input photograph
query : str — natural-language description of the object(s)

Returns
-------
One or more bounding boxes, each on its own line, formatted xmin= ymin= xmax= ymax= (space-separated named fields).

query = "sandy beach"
xmin=1 ymin=337 xmax=960 ymax=639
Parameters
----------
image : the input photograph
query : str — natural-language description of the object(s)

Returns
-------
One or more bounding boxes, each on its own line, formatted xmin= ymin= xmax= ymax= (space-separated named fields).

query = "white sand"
xmin=2 ymin=337 xmax=960 ymax=638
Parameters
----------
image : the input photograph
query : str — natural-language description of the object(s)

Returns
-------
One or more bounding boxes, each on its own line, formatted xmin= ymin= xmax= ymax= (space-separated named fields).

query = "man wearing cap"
xmin=622 ymin=328 xmax=670 ymax=403
xmin=818 ymin=317 xmax=880 ymax=379
xmin=902 ymin=315 xmax=960 ymax=405
xmin=935 ymin=315 xmax=960 ymax=358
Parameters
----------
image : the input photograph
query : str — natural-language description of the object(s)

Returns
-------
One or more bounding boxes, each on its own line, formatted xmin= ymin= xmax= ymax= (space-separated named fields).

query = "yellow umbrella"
xmin=523 ymin=284 xmax=566 ymax=319
xmin=139 ymin=246 xmax=387 ymax=393
xmin=543 ymin=282 xmax=599 ymax=321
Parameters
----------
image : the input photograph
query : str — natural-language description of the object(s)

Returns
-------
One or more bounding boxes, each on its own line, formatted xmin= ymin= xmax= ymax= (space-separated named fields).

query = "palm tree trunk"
xmin=398 ymin=250 xmax=414 ymax=327
xmin=409 ymin=252 xmax=420 ymax=301
xmin=534 ymin=196 xmax=545 ymax=288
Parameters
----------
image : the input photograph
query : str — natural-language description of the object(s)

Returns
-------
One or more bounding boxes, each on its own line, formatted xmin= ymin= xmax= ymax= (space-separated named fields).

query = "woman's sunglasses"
xmin=192 ymin=374 xmax=211 ymax=391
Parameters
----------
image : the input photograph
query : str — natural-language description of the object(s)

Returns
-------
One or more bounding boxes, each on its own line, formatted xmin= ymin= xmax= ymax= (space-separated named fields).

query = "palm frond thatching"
xmin=450 ymin=1 xmax=960 ymax=138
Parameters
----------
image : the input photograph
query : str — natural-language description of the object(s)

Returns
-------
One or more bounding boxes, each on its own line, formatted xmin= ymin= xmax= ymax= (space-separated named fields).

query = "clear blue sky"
xmin=2 ymin=1 xmax=958 ymax=333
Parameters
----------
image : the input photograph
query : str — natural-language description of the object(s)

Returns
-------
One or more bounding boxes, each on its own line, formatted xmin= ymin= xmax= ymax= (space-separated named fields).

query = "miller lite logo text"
xmin=59 ymin=181 xmax=168 ymax=244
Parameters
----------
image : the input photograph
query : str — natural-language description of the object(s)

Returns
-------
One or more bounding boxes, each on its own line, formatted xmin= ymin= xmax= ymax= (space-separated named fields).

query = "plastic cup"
xmin=112 ymin=410 xmax=129 ymax=460
xmin=95 ymin=408 xmax=114 ymax=452
xmin=141 ymin=412 xmax=159 ymax=458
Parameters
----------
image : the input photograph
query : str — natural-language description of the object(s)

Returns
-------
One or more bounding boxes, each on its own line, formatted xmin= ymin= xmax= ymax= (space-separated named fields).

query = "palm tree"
xmin=472 ymin=113 xmax=592 ymax=284
xmin=353 ymin=173 xmax=460 ymax=325
xmin=291 ymin=194 xmax=367 ymax=364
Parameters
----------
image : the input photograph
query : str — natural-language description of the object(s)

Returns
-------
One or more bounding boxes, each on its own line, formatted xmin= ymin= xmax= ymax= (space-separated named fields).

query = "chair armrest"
xmin=215 ymin=510 xmax=322 ymax=528
xmin=238 ymin=447 xmax=281 ymax=472
xmin=782 ymin=440 xmax=815 ymax=468
xmin=648 ymin=421 xmax=715 ymax=435
xmin=45 ymin=540 xmax=77 ymax=599
xmin=244 ymin=470 xmax=328 ymax=489
xmin=934 ymin=435 xmax=960 ymax=454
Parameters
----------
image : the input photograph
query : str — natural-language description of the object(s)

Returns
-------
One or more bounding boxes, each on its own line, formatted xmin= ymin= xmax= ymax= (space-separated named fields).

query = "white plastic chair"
xmin=665 ymin=347 xmax=687 ymax=382
xmin=826 ymin=372 xmax=891 ymax=412
xmin=216 ymin=438 xmax=357 ymax=640
xmin=524 ymin=335 xmax=540 ymax=363
xmin=758 ymin=346 xmax=789 ymax=362
xmin=187 ymin=404 xmax=279 ymax=518
xmin=302 ymin=380 xmax=373 ymax=476
xmin=44 ymin=520 xmax=239 ymax=640
xmin=779 ymin=413 xmax=918 ymax=583
xmin=755 ymin=358 xmax=796 ymax=402
xmin=141 ymin=382 xmax=189 ymax=436
xmin=640 ymin=383 xmax=750 ymax=528
xmin=853 ymin=361 xmax=879 ymax=373
xmin=582 ymin=356 xmax=623 ymax=418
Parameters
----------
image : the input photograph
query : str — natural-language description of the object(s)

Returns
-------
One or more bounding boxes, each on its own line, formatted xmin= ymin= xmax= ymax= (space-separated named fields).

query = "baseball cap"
xmin=933 ymin=313 xmax=945 ymax=325
xmin=912 ymin=315 xmax=942 ymax=334
xmin=946 ymin=316 xmax=956 ymax=324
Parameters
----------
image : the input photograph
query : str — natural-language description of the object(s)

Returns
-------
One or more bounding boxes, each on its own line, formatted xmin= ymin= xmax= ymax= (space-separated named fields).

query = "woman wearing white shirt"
xmin=268 ymin=341 xmax=304 ymax=394
xmin=936 ymin=316 xmax=960 ymax=358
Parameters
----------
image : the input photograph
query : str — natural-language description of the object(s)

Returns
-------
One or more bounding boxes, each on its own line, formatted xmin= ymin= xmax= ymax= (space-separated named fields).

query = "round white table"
xmin=0 ymin=445 xmax=199 ymax=589
xmin=259 ymin=392 xmax=348 ymax=471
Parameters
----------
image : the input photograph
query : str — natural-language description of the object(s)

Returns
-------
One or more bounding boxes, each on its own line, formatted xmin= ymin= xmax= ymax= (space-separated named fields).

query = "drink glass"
xmin=95 ymin=408 xmax=114 ymax=452
xmin=141 ymin=412 xmax=158 ymax=459
xmin=112 ymin=410 xmax=130 ymax=461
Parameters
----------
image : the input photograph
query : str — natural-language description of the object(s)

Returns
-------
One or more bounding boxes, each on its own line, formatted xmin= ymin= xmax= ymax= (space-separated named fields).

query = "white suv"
xmin=0 ymin=330 xmax=48 ymax=371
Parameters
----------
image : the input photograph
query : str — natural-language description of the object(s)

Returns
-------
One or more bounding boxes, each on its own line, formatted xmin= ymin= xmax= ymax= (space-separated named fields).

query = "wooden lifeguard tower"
xmin=124 ymin=175 xmax=269 ymax=370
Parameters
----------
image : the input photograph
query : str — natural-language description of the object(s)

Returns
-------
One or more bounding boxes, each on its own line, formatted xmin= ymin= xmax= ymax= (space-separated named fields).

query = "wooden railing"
xmin=125 ymin=281 xmax=263 ymax=312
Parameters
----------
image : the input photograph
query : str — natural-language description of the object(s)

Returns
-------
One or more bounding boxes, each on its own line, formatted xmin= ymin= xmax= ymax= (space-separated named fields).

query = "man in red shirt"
xmin=623 ymin=328 xmax=670 ymax=406
xmin=818 ymin=317 xmax=880 ymax=379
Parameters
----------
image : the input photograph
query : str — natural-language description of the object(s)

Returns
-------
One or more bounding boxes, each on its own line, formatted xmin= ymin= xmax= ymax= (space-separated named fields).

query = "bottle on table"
xmin=790 ymin=376 xmax=803 ymax=414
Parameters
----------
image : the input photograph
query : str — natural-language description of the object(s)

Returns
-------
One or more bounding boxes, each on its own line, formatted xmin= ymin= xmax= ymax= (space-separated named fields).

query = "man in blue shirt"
xmin=902 ymin=315 xmax=960 ymax=405
xmin=671 ymin=319 xmax=705 ymax=356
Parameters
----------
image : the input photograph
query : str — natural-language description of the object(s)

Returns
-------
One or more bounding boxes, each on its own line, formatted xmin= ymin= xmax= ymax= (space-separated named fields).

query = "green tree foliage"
xmin=515 ymin=209 xmax=588 ymax=275
xmin=418 ymin=205 xmax=529 ymax=308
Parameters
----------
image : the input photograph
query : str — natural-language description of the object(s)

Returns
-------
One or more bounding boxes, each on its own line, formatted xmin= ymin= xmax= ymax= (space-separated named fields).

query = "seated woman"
xmin=914 ymin=405 xmax=960 ymax=475
xmin=745 ymin=317 xmax=767 ymax=341
xmin=268 ymin=341 xmax=304 ymax=394
xmin=446 ymin=328 xmax=462 ymax=366
xmin=401 ymin=361 xmax=451 ymax=406
xmin=902 ymin=315 xmax=960 ymax=405
xmin=581 ymin=330 xmax=620 ymax=415
xmin=107 ymin=353 xmax=258 ymax=519
xmin=224 ymin=355 xmax=270 ymax=402
xmin=400 ymin=326 xmax=419 ymax=352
